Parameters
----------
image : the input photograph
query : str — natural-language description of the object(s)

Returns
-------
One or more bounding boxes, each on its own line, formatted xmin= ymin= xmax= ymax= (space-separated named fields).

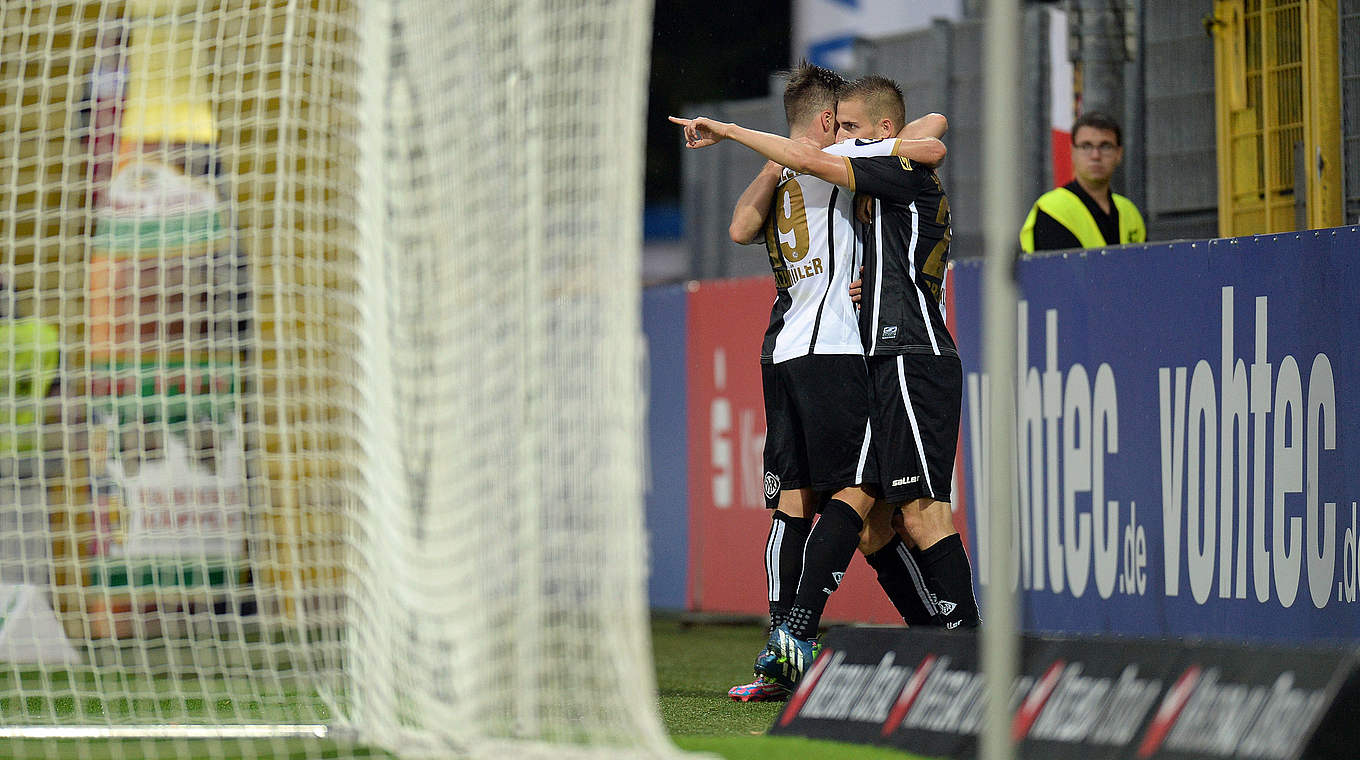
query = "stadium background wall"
xmin=644 ymin=226 xmax=1360 ymax=644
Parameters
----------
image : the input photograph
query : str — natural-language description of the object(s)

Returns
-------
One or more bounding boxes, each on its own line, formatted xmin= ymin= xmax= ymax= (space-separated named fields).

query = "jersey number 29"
xmin=770 ymin=182 xmax=809 ymax=265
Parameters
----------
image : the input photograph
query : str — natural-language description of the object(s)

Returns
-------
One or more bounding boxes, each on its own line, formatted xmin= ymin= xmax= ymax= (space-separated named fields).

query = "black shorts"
xmin=762 ymin=354 xmax=875 ymax=508
xmin=867 ymin=353 xmax=962 ymax=505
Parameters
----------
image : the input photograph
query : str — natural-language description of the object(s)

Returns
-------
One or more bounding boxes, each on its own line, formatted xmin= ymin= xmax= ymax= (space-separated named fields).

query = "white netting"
xmin=0 ymin=1 xmax=678 ymax=758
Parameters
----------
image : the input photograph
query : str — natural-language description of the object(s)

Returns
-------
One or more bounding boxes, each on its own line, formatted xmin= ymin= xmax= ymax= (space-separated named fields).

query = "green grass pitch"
xmin=654 ymin=615 xmax=931 ymax=760
xmin=0 ymin=617 xmax=930 ymax=759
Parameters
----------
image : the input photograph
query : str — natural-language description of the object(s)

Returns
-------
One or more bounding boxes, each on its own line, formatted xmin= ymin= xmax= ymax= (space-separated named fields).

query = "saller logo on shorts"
xmin=764 ymin=472 xmax=781 ymax=500
xmin=880 ymin=325 xmax=898 ymax=339
xmin=891 ymin=476 xmax=919 ymax=487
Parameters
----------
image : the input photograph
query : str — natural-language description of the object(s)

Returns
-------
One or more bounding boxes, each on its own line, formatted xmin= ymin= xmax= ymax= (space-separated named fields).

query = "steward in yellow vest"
xmin=1019 ymin=111 xmax=1147 ymax=253
xmin=1019 ymin=180 xmax=1145 ymax=252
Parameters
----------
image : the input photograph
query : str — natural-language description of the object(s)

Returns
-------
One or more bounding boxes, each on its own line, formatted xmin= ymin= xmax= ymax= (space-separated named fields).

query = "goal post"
xmin=0 ymin=1 xmax=680 ymax=758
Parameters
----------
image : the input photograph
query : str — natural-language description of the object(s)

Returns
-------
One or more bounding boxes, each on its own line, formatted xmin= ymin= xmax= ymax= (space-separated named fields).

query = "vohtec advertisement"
xmin=950 ymin=230 xmax=1360 ymax=642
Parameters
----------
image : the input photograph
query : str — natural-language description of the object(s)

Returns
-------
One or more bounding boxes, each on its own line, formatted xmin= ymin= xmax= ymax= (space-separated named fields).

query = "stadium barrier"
xmin=769 ymin=626 xmax=1360 ymax=759
xmin=643 ymin=226 xmax=1360 ymax=640
xmin=951 ymin=227 xmax=1360 ymax=642
xmin=643 ymin=284 xmax=691 ymax=611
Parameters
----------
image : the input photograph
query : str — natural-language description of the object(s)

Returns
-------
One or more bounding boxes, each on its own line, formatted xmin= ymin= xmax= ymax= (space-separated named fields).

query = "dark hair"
xmin=1071 ymin=111 xmax=1122 ymax=146
xmin=783 ymin=61 xmax=845 ymax=128
xmin=841 ymin=75 xmax=906 ymax=131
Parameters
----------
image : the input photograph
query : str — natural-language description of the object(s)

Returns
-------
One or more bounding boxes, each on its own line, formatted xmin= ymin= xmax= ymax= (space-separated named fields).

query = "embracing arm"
xmin=899 ymin=112 xmax=947 ymax=140
xmin=894 ymin=137 xmax=946 ymax=167
xmin=730 ymin=160 xmax=782 ymax=244
xmin=893 ymin=113 xmax=948 ymax=167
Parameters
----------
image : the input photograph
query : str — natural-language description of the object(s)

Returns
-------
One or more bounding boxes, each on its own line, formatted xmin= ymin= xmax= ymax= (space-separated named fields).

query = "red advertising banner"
xmin=685 ymin=276 xmax=901 ymax=624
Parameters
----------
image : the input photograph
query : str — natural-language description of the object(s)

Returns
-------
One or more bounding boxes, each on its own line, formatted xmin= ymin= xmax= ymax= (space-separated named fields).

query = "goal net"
xmin=0 ymin=1 xmax=677 ymax=758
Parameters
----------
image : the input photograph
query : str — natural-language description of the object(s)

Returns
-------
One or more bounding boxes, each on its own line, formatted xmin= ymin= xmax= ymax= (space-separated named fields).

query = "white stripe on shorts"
xmin=855 ymin=418 xmax=873 ymax=483
xmin=896 ymin=354 xmax=935 ymax=496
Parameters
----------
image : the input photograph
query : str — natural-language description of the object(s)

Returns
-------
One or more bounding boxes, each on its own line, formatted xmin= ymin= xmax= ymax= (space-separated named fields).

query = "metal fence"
xmin=1144 ymin=0 xmax=1219 ymax=241
xmin=676 ymin=0 xmax=1354 ymax=280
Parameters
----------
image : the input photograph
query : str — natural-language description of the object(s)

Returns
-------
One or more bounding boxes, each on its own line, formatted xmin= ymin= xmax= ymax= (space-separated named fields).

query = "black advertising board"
xmin=770 ymin=627 xmax=1359 ymax=760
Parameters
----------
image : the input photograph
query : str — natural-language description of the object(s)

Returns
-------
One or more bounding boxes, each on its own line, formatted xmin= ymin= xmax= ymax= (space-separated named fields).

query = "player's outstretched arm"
xmin=730 ymin=160 xmax=782 ymax=244
xmin=670 ymin=116 xmax=850 ymax=187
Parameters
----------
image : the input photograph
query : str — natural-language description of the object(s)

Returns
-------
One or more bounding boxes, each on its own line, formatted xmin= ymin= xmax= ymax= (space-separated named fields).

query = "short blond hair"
xmin=841 ymin=75 xmax=906 ymax=132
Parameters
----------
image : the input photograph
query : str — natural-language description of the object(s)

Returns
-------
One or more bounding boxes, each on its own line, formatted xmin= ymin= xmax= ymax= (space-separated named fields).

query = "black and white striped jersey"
xmin=846 ymin=146 xmax=957 ymax=358
xmin=759 ymin=138 xmax=898 ymax=364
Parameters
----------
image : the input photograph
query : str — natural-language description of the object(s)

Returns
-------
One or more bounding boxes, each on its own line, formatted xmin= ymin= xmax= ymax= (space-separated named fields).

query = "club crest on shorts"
xmin=764 ymin=472 xmax=780 ymax=500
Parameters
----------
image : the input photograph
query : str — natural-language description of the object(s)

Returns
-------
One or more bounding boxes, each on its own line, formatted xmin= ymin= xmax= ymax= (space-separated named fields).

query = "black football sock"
xmin=787 ymin=499 xmax=864 ymax=640
xmin=912 ymin=533 xmax=981 ymax=628
xmin=766 ymin=511 xmax=812 ymax=635
xmin=864 ymin=534 xmax=942 ymax=627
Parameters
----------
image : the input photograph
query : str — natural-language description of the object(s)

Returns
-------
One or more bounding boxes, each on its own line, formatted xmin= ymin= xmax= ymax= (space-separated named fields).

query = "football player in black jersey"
xmin=835 ymin=75 xmax=980 ymax=631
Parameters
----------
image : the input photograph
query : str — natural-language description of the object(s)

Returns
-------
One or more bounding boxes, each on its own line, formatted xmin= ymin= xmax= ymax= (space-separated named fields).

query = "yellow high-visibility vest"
xmin=1019 ymin=186 xmax=1145 ymax=253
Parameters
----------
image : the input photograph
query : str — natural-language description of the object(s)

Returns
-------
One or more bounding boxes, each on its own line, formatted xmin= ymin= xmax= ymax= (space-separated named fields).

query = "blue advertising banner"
xmin=952 ymin=228 xmax=1360 ymax=642
xmin=643 ymin=284 xmax=690 ymax=610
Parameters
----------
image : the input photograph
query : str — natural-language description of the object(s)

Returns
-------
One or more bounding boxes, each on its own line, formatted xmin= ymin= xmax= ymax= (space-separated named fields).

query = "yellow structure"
xmin=119 ymin=18 xmax=217 ymax=145
xmin=1211 ymin=0 xmax=1343 ymax=235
